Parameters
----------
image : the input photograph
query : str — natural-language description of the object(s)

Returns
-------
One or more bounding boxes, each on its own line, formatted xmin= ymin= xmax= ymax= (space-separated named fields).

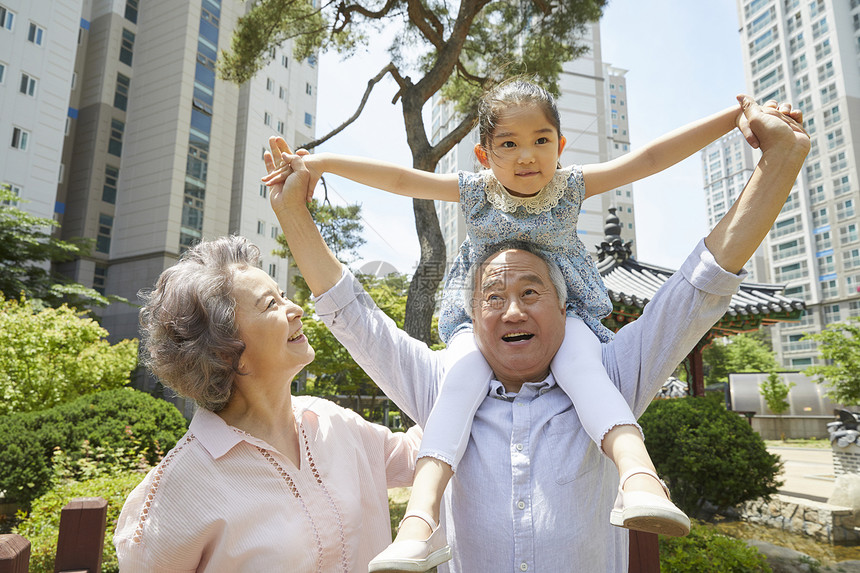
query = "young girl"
xmin=265 ymin=79 xmax=750 ymax=572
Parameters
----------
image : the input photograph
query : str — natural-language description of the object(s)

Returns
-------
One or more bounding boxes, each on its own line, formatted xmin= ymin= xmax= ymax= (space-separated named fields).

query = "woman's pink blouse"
xmin=113 ymin=396 xmax=420 ymax=572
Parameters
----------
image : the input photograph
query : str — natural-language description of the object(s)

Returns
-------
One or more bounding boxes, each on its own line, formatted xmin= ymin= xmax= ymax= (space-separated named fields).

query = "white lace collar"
xmin=481 ymin=168 xmax=571 ymax=215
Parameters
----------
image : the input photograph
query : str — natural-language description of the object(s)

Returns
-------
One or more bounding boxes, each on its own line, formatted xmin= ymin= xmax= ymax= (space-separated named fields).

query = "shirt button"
xmin=515 ymin=443 xmax=524 ymax=451
xmin=517 ymin=500 xmax=526 ymax=510
xmin=520 ymin=563 xmax=528 ymax=571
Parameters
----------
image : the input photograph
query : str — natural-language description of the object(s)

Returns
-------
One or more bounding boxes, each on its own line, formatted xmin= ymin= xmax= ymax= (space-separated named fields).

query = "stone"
xmin=828 ymin=474 xmax=860 ymax=521
xmin=745 ymin=540 xmax=818 ymax=573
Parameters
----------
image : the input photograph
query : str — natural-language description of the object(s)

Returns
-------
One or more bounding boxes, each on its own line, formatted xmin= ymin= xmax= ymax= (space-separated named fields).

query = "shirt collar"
xmin=488 ymin=372 xmax=557 ymax=401
xmin=189 ymin=408 xmax=275 ymax=460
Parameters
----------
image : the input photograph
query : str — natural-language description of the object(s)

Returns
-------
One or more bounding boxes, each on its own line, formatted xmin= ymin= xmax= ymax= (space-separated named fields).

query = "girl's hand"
xmin=263 ymin=146 xmax=312 ymax=218
xmin=262 ymin=137 xmax=322 ymax=202
xmin=736 ymin=96 xmax=804 ymax=149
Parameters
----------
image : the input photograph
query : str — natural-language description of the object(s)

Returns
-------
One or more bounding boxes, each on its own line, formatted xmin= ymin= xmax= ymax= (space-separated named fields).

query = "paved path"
xmin=767 ymin=446 xmax=835 ymax=502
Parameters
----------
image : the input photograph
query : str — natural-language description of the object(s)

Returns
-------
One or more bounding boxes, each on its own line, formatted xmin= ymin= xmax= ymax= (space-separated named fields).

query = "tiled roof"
xmin=596 ymin=212 xmax=805 ymax=337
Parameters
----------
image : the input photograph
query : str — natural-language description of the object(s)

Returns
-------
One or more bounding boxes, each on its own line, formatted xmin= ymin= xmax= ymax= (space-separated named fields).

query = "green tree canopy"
xmin=759 ymin=371 xmax=794 ymax=416
xmin=274 ymin=197 xmax=365 ymax=263
xmin=804 ymin=317 xmax=860 ymax=406
xmin=0 ymin=186 xmax=122 ymax=310
xmin=222 ymin=0 xmax=608 ymax=343
xmin=702 ymin=331 xmax=779 ymax=386
xmin=0 ymin=296 xmax=138 ymax=415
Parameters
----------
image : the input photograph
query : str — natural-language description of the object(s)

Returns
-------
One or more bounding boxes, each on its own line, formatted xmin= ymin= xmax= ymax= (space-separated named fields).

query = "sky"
xmin=312 ymin=0 xmax=748 ymax=273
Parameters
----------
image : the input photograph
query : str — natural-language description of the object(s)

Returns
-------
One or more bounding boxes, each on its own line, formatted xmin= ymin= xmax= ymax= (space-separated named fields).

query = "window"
xmin=276 ymin=120 xmax=284 ymax=134
xmin=1 ymin=183 xmax=20 ymax=205
xmin=844 ymin=248 xmax=860 ymax=271
xmin=304 ymin=112 xmax=313 ymax=127
xmin=71 ymin=71 xmax=76 ymax=90
xmin=821 ymin=280 xmax=839 ymax=298
xmin=809 ymin=184 xmax=825 ymax=204
xmin=0 ymin=5 xmax=14 ymax=30
xmin=814 ymin=230 xmax=831 ymax=251
xmin=19 ymin=73 xmax=36 ymax=96
xmin=264 ymin=111 xmax=272 ymax=126
xmin=840 ymin=223 xmax=859 ymax=245
xmin=103 ymin=165 xmax=119 ymax=204
xmin=815 ymin=38 xmax=832 ymax=61
xmin=0 ymin=62 xmax=5 ymax=84
xmin=817 ymin=254 xmax=834 ymax=275
xmin=826 ymin=127 xmax=844 ymax=150
xmin=266 ymin=77 xmax=273 ymax=91
xmin=270 ymin=227 xmax=278 ymax=239
xmin=108 ymin=119 xmax=124 ymax=156
xmin=281 ymin=55 xmax=288 ymax=68
xmin=820 ymin=83 xmax=838 ymax=105
xmin=307 ymin=55 xmax=317 ymax=67
xmin=257 ymin=220 xmax=265 ymax=235
xmin=836 ymin=198 xmax=855 ymax=221
xmin=811 ymin=16 xmax=828 ymax=39
xmin=279 ymin=86 xmax=286 ymax=100
xmin=27 ymin=22 xmax=44 ymax=45
xmin=119 ymin=29 xmax=135 ymax=65
xmin=817 ymin=61 xmax=835 ymax=83
xmin=11 ymin=127 xmax=29 ymax=150
xmin=268 ymin=263 xmax=277 ymax=278
xmin=830 ymin=151 xmax=848 ymax=173
xmin=93 ymin=265 xmax=107 ymax=295
xmin=306 ymin=82 xmax=312 ymax=95
xmin=259 ymin=184 xmax=267 ymax=199
xmin=114 ymin=73 xmax=130 ymax=111
xmin=824 ymin=304 xmax=841 ymax=324
xmin=96 ymin=214 xmax=113 ymax=254
xmin=125 ymin=0 xmax=138 ymax=24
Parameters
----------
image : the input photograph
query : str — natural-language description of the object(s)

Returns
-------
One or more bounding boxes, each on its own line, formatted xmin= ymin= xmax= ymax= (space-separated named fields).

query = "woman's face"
xmin=231 ymin=266 xmax=314 ymax=380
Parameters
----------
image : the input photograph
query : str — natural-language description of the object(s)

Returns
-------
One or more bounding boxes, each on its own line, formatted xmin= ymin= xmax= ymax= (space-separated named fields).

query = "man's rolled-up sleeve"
xmin=313 ymin=269 xmax=443 ymax=426
xmin=603 ymin=239 xmax=746 ymax=417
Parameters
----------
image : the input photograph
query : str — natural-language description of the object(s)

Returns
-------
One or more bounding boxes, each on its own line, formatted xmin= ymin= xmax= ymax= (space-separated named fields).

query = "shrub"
xmin=660 ymin=521 xmax=772 ymax=572
xmin=14 ymin=470 xmax=145 ymax=573
xmin=639 ymin=393 xmax=782 ymax=517
xmin=0 ymin=389 xmax=187 ymax=508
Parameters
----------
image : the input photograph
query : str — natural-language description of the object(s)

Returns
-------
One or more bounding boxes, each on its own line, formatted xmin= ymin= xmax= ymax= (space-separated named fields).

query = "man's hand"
xmin=736 ymin=95 xmax=809 ymax=155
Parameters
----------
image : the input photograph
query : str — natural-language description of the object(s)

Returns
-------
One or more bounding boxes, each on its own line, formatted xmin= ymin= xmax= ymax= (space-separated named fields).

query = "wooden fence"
xmin=0 ymin=496 xmax=657 ymax=572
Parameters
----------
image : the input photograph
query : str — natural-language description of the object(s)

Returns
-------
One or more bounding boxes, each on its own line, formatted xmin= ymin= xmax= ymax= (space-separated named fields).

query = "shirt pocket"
xmin=543 ymin=408 xmax=596 ymax=485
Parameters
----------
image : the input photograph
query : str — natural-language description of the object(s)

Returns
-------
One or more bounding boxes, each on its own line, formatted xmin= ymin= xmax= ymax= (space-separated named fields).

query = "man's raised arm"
xmin=705 ymin=95 xmax=810 ymax=274
xmin=264 ymin=137 xmax=343 ymax=296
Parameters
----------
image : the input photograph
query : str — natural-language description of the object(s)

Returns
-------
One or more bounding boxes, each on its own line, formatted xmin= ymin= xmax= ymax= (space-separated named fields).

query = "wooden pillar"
xmin=628 ymin=531 xmax=659 ymax=573
xmin=689 ymin=344 xmax=705 ymax=397
xmin=54 ymin=497 xmax=107 ymax=573
xmin=0 ymin=535 xmax=30 ymax=573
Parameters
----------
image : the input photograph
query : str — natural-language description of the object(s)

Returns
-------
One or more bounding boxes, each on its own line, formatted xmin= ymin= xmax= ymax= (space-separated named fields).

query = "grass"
xmin=764 ymin=438 xmax=831 ymax=449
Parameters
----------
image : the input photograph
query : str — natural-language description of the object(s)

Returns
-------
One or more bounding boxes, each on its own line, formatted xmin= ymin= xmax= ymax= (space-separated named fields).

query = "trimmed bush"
xmin=660 ymin=522 xmax=772 ymax=572
xmin=14 ymin=471 xmax=145 ymax=573
xmin=639 ymin=393 xmax=782 ymax=517
xmin=0 ymin=388 xmax=187 ymax=508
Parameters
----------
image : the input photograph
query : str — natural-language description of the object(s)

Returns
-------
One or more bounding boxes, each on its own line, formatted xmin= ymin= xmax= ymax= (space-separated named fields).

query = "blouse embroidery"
xmin=482 ymin=168 xmax=571 ymax=215
xmin=132 ymin=434 xmax=195 ymax=544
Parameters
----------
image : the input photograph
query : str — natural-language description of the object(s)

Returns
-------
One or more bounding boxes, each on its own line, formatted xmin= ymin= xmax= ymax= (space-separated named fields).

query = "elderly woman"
xmin=113 ymin=235 xmax=421 ymax=572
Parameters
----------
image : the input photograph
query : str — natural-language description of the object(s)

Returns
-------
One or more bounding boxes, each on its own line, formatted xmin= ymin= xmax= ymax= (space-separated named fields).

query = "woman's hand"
xmin=263 ymin=139 xmax=312 ymax=219
xmin=262 ymin=136 xmax=322 ymax=202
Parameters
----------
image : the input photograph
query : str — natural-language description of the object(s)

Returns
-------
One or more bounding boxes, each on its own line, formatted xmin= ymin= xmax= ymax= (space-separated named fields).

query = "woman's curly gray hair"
xmin=139 ymin=236 xmax=261 ymax=412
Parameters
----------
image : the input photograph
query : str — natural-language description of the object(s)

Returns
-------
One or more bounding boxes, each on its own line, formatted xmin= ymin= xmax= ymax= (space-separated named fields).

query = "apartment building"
xmin=0 ymin=0 xmax=81 ymax=220
xmin=1 ymin=0 xmax=317 ymax=353
xmin=737 ymin=0 xmax=860 ymax=367
xmin=432 ymin=23 xmax=637 ymax=272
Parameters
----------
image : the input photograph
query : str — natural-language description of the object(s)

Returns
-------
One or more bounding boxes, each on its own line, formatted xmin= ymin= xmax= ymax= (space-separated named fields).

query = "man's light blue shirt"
xmin=314 ymin=240 xmax=744 ymax=572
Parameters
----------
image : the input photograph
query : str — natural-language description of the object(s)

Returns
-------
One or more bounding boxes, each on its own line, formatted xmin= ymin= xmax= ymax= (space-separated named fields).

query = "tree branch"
xmin=406 ymin=0 xmax=445 ymax=48
xmin=334 ymin=0 xmax=401 ymax=32
xmin=298 ymin=63 xmax=397 ymax=149
xmin=430 ymin=110 xmax=479 ymax=165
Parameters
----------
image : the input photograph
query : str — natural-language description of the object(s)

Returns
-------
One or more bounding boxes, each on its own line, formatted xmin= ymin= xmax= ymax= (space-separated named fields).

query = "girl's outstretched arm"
xmin=262 ymin=136 xmax=460 ymax=202
xmin=581 ymin=103 xmax=744 ymax=198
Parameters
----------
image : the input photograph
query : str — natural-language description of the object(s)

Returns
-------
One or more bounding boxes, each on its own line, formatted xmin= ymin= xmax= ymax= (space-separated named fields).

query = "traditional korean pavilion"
xmin=596 ymin=208 xmax=806 ymax=397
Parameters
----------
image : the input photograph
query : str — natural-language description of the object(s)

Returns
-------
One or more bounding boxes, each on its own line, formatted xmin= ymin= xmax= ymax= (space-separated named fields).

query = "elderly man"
xmin=267 ymin=96 xmax=808 ymax=572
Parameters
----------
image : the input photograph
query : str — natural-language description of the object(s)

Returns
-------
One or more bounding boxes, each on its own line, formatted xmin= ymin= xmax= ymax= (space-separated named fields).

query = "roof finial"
xmin=597 ymin=207 xmax=633 ymax=262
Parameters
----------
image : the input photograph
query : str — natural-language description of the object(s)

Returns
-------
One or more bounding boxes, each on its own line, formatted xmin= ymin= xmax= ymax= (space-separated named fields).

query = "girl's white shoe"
xmin=609 ymin=467 xmax=691 ymax=537
xmin=368 ymin=509 xmax=452 ymax=572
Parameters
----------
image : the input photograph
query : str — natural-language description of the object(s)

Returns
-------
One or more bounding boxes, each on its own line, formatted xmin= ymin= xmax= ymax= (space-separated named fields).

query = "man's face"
xmin=470 ymin=249 xmax=566 ymax=392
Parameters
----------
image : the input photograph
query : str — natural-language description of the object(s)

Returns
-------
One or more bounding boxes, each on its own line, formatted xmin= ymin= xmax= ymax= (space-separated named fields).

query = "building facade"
xmin=0 ymin=0 xmax=82 ymax=220
xmin=432 ymin=22 xmax=637 ymax=273
xmin=736 ymin=0 xmax=860 ymax=368
xmin=1 ymin=0 xmax=317 ymax=352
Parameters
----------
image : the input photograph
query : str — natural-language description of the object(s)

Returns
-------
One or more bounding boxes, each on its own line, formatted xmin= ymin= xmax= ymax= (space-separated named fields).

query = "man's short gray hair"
xmin=139 ymin=235 xmax=261 ymax=412
xmin=463 ymin=241 xmax=568 ymax=318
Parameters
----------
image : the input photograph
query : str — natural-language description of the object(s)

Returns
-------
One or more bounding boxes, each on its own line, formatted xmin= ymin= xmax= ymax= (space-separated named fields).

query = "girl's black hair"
xmin=477 ymin=79 xmax=562 ymax=152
